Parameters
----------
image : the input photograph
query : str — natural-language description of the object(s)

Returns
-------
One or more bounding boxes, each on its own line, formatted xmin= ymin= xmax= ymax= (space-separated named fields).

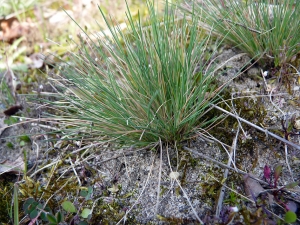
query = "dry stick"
xmin=222 ymin=19 xmax=262 ymax=34
xmin=68 ymin=156 xmax=81 ymax=186
xmin=116 ymin=149 xmax=158 ymax=225
xmin=165 ymin=144 xmax=204 ymax=224
xmin=155 ymin=139 xmax=163 ymax=216
xmin=215 ymin=127 xmax=240 ymax=218
xmin=262 ymin=69 xmax=296 ymax=181
xmin=208 ymin=175 xmax=287 ymax=223
xmin=26 ymin=141 xmax=40 ymax=175
xmin=183 ymin=146 xmax=268 ymax=186
xmin=175 ymin=179 xmax=204 ymax=225
xmin=212 ymin=104 xmax=300 ymax=151
xmin=284 ymin=143 xmax=295 ymax=181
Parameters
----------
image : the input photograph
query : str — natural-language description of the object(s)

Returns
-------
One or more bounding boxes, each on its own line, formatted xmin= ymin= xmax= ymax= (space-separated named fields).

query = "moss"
xmin=208 ymin=90 xmax=275 ymax=169
xmin=89 ymin=197 xmax=137 ymax=224
xmin=0 ymin=175 xmax=15 ymax=223
xmin=156 ymin=215 xmax=201 ymax=225
xmin=199 ymin=166 xmax=224 ymax=204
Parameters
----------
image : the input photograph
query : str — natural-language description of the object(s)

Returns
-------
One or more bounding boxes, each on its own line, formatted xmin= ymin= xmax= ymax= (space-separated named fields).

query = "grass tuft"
xmin=182 ymin=0 xmax=300 ymax=67
xmin=52 ymin=0 xmax=225 ymax=146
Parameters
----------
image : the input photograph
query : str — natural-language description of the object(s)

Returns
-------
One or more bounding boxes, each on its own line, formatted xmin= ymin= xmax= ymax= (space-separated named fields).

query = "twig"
xmin=212 ymin=104 xmax=300 ymax=150
xmin=155 ymin=139 xmax=163 ymax=215
xmin=209 ymin=175 xmax=286 ymax=222
xmin=183 ymin=146 xmax=268 ymax=186
xmin=222 ymin=19 xmax=262 ymax=34
xmin=175 ymin=178 xmax=204 ymax=224
xmin=68 ymin=156 xmax=81 ymax=186
xmin=284 ymin=144 xmax=295 ymax=181
xmin=215 ymin=127 xmax=240 ymax=218
xmin=116 ymin=150 xmax=157 ymax=225
xmin=26 ymin=141 xmax=40 ymax=175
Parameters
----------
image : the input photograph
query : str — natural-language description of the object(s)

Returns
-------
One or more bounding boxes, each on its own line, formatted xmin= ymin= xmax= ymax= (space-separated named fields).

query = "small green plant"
xmin=263 ymin=164 xmax=298 ymax=223
xmin=22 ymin=186 xmax=94 ymax=224
xmin=183 ymin=0 xmax=300 ymax=67
xmin=52 ymin=0 xmax=227 ymax=146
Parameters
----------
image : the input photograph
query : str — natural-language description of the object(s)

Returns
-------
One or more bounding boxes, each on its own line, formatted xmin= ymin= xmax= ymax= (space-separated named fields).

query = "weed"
xmin=263 ymin=164 xmax=298 ymax=223
xmin=18 ymin=161 xmax=135 ymax=224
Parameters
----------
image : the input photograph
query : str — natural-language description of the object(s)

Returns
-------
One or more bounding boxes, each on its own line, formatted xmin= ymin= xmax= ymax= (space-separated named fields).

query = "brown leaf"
xmin=3 ymin=105 xmax=23 ymax=116
xmin=0 ymin=17 xmax=23 ymax=43
xmin=0 ymin=117 xmax=8 ymax=136
xmin=4 ymin=68 xmax=20 ymax=100
xmin=0 ymin=16 xmax=36 ymax=44
xmin=29 ymin=53 xmax=45 ymax=69
xmin=243 ymin=174 xmax=274 ymax=205
xmin=0 ymin=156 xmax=25 ymax=175
xmin=243 ymin=174 xmax=265 ymax=199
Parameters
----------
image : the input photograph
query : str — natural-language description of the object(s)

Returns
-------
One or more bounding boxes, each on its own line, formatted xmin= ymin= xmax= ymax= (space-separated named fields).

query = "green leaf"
xmin=23 ymin=199 xmax=42 ymax=219
xmin=50 ymin=0 xmax=225 ymax=146
xmin=284 ymin=211 xmax=297 ymax=223
xmin=19 ymin=141 xmax=25 ymax=146
xmin=61 ymin=201 xmax=76 ymax=213
xmin=87 ymin=186 xmax=93 ymax=199
xmin=274 ymin=164 xmax=282 ymax=185
xmin=13 ymin=184 xmax=19 ymax=225
xmin=285 ymin=182 xmax=299 ymax=189
xmin=40 ymin=205 xmax=53 ymax=221
xmin=19 ymin=135 xmax=31 ymax=142
xmin=56 ymin=211 xmax=64 ymax=223
xmin=47 ymin=214 xmax=57 ymax=223
xmin=6 ymin=142 xmax=14 ymax=148
xmin=29 ymin=207 xmax=39 ymax=219
xmin=80 ymin=186 xmax=94 ymax=200
xmin=4 ymin=117 xmax=18 ymax=125
xmin=23 ymin=198 xmax=35 ymax=213
xmin=274 ymin=165 xmax=282 ymax=178
xmin=183 ymin=0 xmax=300 ymax=66
xmin=80 ymin=190 xmax=88 ymax=198
xmin=81 ymin=208 xmax=91 ymax=219
xmin=78 ymin=221 xmax=89 ymax=225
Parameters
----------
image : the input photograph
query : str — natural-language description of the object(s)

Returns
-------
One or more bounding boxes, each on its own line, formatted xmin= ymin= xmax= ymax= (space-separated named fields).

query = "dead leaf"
xmin=243 ymin=174 xmax=274 ymax=205
xmin=0 ymin=16 xmax=19 ymax=43
xmin=293 ymin=119 xmax=300 ymax=130
xmin=0 ymin=117 xmax=8 ymax=136
xmin=0 ymin=16 xmax=39 ymax=52
xmin=0 ymin=16 xmax=28 ymax=43
xmin=244 ymin=174 xmax=265 ymax=199
xmin=29 ymin=53 xmax=45 ymax=69
xmin=4 ymin=68 xmax=20 ymax=100
xmin=3 ymin=105 xmax=23 ymax=116
xmin=0 ymin=156 xmax=25 ymax=175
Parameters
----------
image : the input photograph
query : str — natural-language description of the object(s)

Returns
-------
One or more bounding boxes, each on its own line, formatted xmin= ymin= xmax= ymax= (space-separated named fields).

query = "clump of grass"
xmin=52 ymin=0 xmax=225 ymax=146
xmin=182 ymin=0 xmax=300 ymax=67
